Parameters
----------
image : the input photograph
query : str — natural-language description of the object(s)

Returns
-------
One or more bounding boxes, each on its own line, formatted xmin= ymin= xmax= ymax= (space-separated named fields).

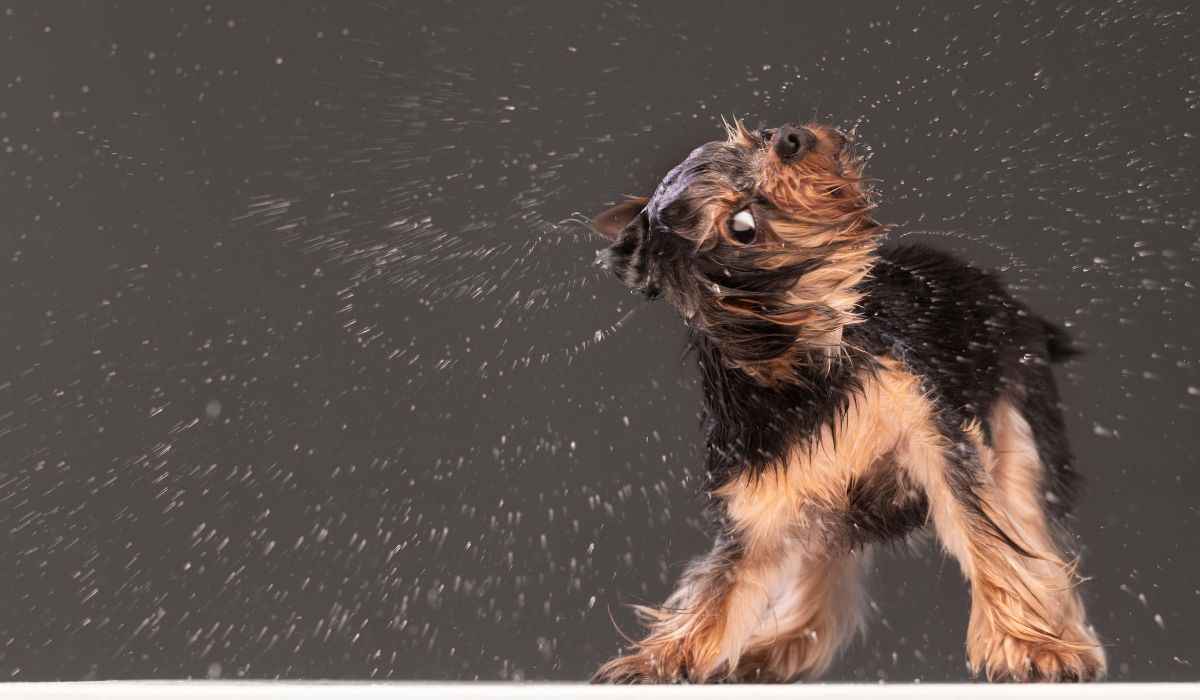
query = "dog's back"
xmin=853 ymin=242 xmax=1081 ymax=516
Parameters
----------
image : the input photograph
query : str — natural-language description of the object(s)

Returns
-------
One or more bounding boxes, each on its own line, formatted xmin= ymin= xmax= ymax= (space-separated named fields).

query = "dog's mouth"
xmin=596 ymin=245 xmax=715 ymax=331
xmin=596 ymin=246 xmax=663 ymax=300
xmin=594 ymin=213 xmax=666 ymax=299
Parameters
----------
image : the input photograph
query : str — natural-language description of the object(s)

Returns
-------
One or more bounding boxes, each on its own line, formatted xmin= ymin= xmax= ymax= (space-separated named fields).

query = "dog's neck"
xmin=724 ymin=222 xmax=881 ymax=386
xmin=689 ymin=328 xmax=872 ymax=484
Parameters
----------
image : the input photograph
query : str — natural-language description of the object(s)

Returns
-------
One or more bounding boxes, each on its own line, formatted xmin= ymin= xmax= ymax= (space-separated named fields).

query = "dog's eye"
xmin=724 ymin=207 xmax=753 ymax=243
xmin=728 ymin=209 xmax=756 ymax=244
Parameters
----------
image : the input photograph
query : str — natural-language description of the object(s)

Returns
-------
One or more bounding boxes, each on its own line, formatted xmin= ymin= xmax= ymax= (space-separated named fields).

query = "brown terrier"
xmin=589 ymin=121 xmax=1105 ymax=683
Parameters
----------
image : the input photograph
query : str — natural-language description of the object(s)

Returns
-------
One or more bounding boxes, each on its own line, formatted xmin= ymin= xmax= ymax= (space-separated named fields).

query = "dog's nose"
xmin=774 ymin=125 xmax=815 ymax=162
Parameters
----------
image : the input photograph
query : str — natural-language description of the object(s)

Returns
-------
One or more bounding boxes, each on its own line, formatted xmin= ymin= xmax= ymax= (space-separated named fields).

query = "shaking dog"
xmin=589 ymin=121 xmax=1105 ymax=682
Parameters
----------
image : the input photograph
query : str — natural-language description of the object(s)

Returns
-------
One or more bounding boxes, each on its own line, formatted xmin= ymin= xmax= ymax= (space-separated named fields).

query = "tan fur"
xmin=722 ymin=116 xmax=757 ymax=149
xmin=731 ymin=549 xmax=871 ymax=682
xmin=595 ymin=361 xmax=1104 ymax=683
xmin=595 ymin=120 xmax=880 ymax=385
xmin=593 ymin=121 xmax=1101 ymax=683
xmin=596 ymin=361 xmax=922 ymax=682
xmin=896 ymin=389 xmax=1105 ymax=681
xmin=678 ymin=119 xmax=884 ymax=386
xmin=962 ymin=400 xmax=1107 ymax=681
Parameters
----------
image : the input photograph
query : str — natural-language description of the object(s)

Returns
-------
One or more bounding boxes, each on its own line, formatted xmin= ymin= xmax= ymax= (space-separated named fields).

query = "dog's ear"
xmin=591 ymin=196 xmax=649 ymax=241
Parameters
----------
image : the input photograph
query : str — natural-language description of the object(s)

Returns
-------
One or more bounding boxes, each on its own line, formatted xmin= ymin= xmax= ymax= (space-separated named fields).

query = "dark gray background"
xmin=1 ymin=0 xmax=1197 ymax=683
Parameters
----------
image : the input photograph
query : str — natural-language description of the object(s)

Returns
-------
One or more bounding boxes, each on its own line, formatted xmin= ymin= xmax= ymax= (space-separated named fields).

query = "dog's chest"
xmin=711 ymin=359 xmax=934 ymax=548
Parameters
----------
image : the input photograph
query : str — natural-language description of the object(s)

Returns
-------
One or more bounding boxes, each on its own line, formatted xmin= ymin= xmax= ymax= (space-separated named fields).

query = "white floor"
xmin=3 ymin=682 xmax=1198 ymax=699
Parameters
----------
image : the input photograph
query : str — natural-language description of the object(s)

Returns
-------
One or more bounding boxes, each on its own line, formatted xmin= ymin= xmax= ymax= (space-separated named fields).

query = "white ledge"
xmin=3 ymin=681 xmax=1198 ymax=699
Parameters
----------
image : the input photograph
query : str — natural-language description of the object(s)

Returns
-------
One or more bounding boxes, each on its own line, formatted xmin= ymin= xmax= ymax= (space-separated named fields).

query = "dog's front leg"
xmin=593 ymin=472 xmax=866 ymax=684
xmin=591 ymin=532 xmax=767 ymax=683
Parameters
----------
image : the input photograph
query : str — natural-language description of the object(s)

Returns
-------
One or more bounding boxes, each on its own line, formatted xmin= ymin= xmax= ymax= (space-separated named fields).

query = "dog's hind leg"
xmin=897 ymin=400 xmax=1105 ymax=681
xmin=965 ymin=397 xmax=1105 ymax=681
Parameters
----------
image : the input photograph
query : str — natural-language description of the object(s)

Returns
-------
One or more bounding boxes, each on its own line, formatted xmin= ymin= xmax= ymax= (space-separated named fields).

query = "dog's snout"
xmin=774 ymin=125 xmax=815 ymax=162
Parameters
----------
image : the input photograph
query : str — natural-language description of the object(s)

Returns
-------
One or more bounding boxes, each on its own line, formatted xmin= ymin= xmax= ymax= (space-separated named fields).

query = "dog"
xmin=588 ymin=120 xmax=1105 ymax=683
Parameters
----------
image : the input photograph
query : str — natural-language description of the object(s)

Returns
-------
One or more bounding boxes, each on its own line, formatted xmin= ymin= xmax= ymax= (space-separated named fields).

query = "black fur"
xmin=590 ymin=124 xmax=1102 ymax=683
xmin=845 ymin=457 xmax=929 ymax=547
xmin=692 ymin=242 xmax=1081 ymax=541
xmin=851 ymin=243 xmax=1081 ymax=517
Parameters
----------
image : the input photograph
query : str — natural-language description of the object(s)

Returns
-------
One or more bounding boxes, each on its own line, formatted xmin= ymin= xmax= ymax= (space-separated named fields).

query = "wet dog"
xmin=589 ymin=121 xmax=1105 ymax=682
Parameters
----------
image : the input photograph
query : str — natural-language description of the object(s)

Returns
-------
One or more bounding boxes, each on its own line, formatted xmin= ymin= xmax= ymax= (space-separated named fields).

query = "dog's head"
xmin=593 ymin=121 xmax=881 ymax=384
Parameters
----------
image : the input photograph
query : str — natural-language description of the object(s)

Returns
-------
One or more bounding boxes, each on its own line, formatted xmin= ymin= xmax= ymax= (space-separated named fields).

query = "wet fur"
xmin=589 ymin=121 xmax=1104 ymax=683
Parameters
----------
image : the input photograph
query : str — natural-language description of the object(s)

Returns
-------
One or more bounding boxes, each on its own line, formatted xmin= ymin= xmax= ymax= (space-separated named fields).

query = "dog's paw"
xmin=970 ymin=629 xmax=1106 ymax=682
xmin=591 ymin=652 xmax=686 ymax=684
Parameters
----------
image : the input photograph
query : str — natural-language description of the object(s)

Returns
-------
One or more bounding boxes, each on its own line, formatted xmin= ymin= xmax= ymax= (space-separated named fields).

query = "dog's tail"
xmin=1042 ymin=319 xmax=1082 ymax=364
